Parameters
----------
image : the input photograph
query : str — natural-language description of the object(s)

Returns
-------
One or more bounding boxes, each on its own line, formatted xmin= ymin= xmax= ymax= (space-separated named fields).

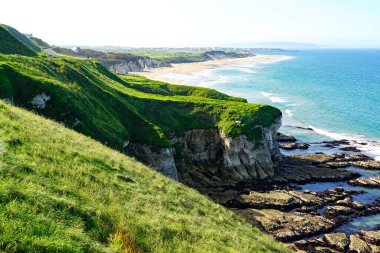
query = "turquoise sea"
xmin=166 ymin=49 xmax=380 ymax=234
xmin=165 ymin=49 xmax=380 ymax=160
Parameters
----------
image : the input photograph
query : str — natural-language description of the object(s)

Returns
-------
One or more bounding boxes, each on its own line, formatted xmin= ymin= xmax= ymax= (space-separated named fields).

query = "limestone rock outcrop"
xmin=125 ymin=118 xmax=282 ymax=186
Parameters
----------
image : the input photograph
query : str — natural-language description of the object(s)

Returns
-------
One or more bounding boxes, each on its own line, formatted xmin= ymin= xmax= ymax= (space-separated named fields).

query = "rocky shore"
xmin=197 ymin=132 xmax=380 ymax=253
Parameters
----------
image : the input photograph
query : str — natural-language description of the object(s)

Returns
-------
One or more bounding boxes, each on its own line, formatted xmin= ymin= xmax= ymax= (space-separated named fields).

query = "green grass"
xmin=0 ymin=101 xmax=290 ymax=252
xmin=0 ymin=24 xmax=49 ymax=52
xmin=0 ymin=54 xmax=281 ymax=151
xmin=0 ymin=26 xmax=37 ymax=56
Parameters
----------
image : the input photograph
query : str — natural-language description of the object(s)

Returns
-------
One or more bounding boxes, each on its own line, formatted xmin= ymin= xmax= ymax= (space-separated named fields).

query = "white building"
xmin=72 ymin=47 xmax=81 ymax=54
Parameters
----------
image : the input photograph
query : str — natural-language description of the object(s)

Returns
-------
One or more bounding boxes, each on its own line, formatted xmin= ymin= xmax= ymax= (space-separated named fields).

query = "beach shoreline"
xmin=130 ymin=54 xmax=292 ymax=85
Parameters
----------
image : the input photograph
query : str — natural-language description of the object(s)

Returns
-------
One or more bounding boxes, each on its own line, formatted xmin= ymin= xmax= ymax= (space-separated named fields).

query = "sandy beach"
xmin=130 ymin=54 xmax=292 ymax=85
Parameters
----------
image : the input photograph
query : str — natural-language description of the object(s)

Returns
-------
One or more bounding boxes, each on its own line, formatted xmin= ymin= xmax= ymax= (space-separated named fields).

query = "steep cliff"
xmin=126 ymin=117 xmax=282 ymax=187
xmin=105 ymin=57 xmax=153 ymax=73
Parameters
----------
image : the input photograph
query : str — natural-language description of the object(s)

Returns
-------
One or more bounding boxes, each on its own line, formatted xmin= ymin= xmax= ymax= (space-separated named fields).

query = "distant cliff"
xmin=50 ymin=47 xmax=252 ymax=74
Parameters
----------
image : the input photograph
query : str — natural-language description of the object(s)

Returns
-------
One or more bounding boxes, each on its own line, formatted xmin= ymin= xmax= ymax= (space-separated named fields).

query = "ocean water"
xmin=165 ymin=50 xmax=380 ymax=160
xmin=160 ymin=50 xmax=380 ymax=234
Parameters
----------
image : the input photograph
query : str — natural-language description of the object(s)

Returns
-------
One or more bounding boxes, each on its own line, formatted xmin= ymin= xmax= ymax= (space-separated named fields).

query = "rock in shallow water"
xmin=357 ymin=230 xmax=380 ymax=246
xmin=280 ymin=142 xmax=310 ymax=150
xmin=323 ymin=233 xmax=350 ymax=251
xmin=237 ymin=190 xmax=323 ymax=210
xmin=276 ymin=132 xmax=297 ymax=142
xmin=349 ymin=176 xmax=380 ymax=189
xmin=348 ymin=235 xmax=371 ymax=253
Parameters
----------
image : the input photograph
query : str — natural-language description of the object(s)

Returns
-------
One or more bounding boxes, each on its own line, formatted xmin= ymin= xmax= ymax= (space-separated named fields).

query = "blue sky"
xmin=2 ymin=0 xmax=380 ymax=47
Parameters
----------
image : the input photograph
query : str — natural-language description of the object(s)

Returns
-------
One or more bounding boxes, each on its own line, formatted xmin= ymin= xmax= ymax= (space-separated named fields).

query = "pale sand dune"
xmin=130 ymin=54 xmax=292 ymax=85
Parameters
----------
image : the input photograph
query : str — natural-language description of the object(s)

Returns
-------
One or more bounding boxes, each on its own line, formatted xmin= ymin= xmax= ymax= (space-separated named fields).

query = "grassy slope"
xmin=0 ymin=27 xmax=37 ymax=56
xmin=0 ymin=101 xmax=289 ymax=252
xmin=0 ymin=24 xmax=39 ymax=52
xmin=0 ymin=55 xmax=281 ymax=151
xmin=0 ymin=24 xmax=49 ymax=52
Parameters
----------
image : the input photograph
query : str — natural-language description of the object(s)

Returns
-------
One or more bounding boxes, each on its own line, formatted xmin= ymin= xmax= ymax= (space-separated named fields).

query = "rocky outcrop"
xmin=349 ymin=176 xmax=380 ymax=188
xmin=125 ymin=118 xmax=282 ymax=186
xmin=276 ymin=132 xmax=297 ymax=142
xmin=233 ymin=208 xmax=340 ymax=242
xmin=295 ymin=231 xmax=380 ymax=252
xmin=323 ymin=233 xmax=350 ymax=251
xmin=30 ymin=93 xmax=50 ymax=109
xmin=106 ymin=57 xmax=153 ymax=74
xmin=125 ymin=143 xmax=178 ymax=180
xmin=280 ymin=142 xmax=310 ymax=150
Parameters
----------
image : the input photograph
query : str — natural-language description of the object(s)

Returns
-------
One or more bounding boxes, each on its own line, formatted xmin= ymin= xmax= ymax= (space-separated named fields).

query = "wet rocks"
xmin=357 ymin=230 xmax=380 ymax=246
xmin=340 ymin=146 xmax=362 ymax=153
xmin=271 ymin=154 xmax=359 ymax=184
xmin=322 ymin=139 xmax=351 ymax=147
xmin=295 ymin=231 xmax=380 ymax=253
xmin=280 ymin=142 xmax=310 ymax=150
xmin=348 ymin=235 xmax=371 ymax=253
xmin=323 ymin=233 xmax=350 ymax=251
xmin=276 ymin=132 xmax=297 ymax=142
xmin=324 ymin=206 xmax=354 ymax=218
xmin=236 ymin=190 xmax=323 ymax=210
xmin=349 ymin=177 xmax=380 ymax=189
xmin=233 ymin=208 xmax=340 ymax=242
xmin=350 ymin=161 xmax=380 ymax=170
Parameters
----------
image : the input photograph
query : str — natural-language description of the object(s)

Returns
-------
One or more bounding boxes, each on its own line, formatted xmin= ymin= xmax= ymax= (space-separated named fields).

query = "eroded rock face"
xmin=125 ymin=118 xmax=282 ymax=187
xmin=107 ymin=58 xmax=153 ymax=74
xmin=126 ymin=144 xmax=178 ymax=180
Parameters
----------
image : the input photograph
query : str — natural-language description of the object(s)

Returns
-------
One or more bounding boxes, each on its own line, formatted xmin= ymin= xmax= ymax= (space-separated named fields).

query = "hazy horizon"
xmin=2 ymin=0 xmax=380 ymax=48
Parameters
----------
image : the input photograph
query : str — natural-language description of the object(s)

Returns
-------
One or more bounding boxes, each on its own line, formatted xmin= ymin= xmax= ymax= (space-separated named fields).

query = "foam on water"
xmin=311 ymin=125 xmax=380 ymax=161
xmin=285 ymin=109 xmax=293 ymax=117
xmin=260 ymin=92 xmax=289 ymax=103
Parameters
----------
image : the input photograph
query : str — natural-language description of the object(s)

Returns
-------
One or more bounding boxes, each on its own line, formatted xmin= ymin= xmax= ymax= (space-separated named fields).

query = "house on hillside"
xmin=72 ymin=47 xmax=81 ymax=54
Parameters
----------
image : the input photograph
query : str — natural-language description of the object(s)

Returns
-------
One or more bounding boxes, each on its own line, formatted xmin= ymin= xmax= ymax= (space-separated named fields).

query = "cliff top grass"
xmin=0 ymin=54 xmax=281 ymax=150
xmin=0 ymin=101 xmax=289 ymax=252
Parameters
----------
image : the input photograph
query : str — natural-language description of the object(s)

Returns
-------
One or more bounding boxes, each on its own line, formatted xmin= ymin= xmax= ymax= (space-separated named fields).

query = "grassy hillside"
xmin=0 ymin=100 xmax=289 ymax=252
xmin=0 ymin=26 xmax=37 ymax=56
xmin=0 ymin=54 xmax=281 ymax=151
xmin=0 ymin=24 xmax=49 ymax=52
